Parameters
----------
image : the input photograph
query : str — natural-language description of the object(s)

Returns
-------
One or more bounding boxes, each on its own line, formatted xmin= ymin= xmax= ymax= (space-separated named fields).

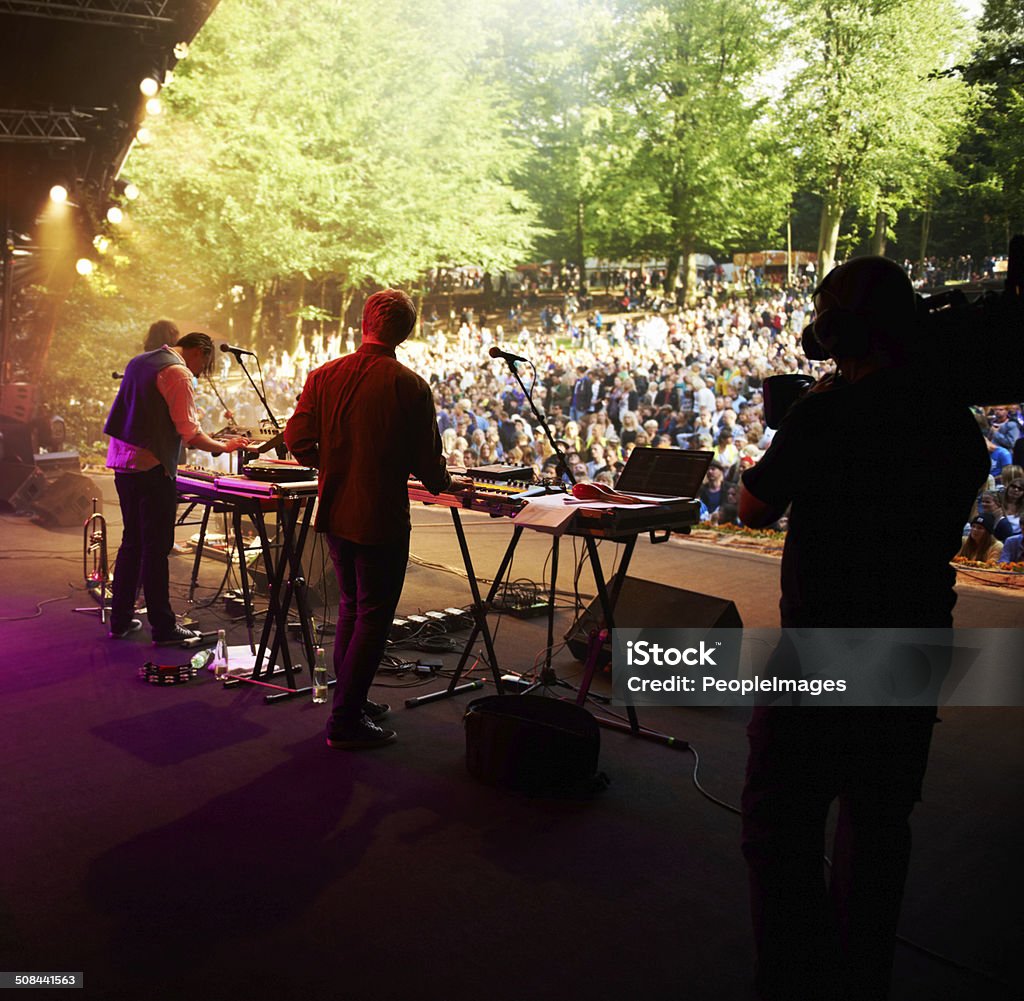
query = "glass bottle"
xmin=213 ymin=628 xmax=229 ymax=679
xmin=312 ymin=646 xmax=329 ymax=704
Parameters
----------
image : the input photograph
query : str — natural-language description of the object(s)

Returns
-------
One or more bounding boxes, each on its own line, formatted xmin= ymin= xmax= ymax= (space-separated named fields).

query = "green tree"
xmin=597 ymin=0 xmax=791 ymax=301
xmin=784 ymin=0 xmax=975 ymax=273
xmin=493 ymin=0 xmax=612 ymax=275
xmin=116 ymin=0 xmax=539 ymax=346
xmin=954 ymin=0 xmax=1024 ymax=252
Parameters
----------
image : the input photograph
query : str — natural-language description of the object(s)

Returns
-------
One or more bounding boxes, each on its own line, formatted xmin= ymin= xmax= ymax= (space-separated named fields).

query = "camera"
xmin=763 ymin=235 xmax=1024 ymax=429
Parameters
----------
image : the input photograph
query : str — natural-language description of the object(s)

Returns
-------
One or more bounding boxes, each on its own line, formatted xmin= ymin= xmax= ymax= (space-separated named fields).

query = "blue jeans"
xmin=325 ymin=533 xmax=409 ymax=728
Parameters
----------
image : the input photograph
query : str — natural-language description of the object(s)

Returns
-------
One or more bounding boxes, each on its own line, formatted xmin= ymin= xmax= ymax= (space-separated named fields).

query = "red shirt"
xmin=284 ymin=343 xmax=450 ymax=544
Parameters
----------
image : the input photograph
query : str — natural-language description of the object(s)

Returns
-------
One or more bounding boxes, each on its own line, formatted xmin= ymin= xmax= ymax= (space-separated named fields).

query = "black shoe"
xmin=152 ymin=624 xmax=201 ymax=645
xmin=363 ymin=699 xmax=391 ymax=723
xmin=108 ymin=618 xmax=142 ymax=639
xmin=325 ymin=717 xmax=397 ymax=750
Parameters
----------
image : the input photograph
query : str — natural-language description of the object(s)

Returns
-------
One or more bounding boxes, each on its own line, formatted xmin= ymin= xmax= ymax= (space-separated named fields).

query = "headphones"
xmin=805 ymin=305 xmax=871 ymax=360
xmin=802 ymin=289 xmax=927 ymax=362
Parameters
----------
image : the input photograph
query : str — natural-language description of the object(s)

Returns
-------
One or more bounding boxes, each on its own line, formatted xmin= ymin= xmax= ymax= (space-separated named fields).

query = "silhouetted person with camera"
xmin=737 ymin=257 xmax=989 ymax=1000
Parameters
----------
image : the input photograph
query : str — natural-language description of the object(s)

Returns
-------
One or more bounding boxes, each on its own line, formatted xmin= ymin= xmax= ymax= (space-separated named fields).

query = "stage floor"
xmin=0 ymin=472 xmax=1021 ymax=1001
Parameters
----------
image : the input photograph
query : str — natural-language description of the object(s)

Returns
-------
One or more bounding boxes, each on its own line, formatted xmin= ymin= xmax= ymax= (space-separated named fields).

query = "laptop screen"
xmin=615 ymin=447 xmax=714 ymax=499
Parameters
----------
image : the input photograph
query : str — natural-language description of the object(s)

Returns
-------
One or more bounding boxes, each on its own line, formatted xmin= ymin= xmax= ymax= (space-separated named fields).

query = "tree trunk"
xmin=575 ymin=198 xmax=586 ymax=288
xmin=413 ymin=288 xmax=424 ymax=338
xmin=248 ymin=281 xmax=265 ymax=348
xmin=870 ymin=210 xmax=888 ymax=256
xmin=786 ymin=215 xmax=793 ymax=285
xmin=292 ymin=275 xmax=306 ymax=355
xmin=919 ymin=209 xmax=932 ymax=274
xmin=680 ymin=239 xmax=698 ymax=306
xmin=817 ymin=197 xmax=843 ymax=276
xmin=339 ymin=289 xmax=355 ymax=344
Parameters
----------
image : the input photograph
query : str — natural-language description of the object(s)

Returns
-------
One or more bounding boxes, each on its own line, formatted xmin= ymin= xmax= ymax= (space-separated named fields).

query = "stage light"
xmin=146 ymin=97 xmax=163 ymax=116
xmin=49 ymin=184 xmax=69 ymax=203
xmin=114 ymin=179 xmax=140 ymax=201
xmin=93 ymin=235 xmax=111 ymax=254
xmin=136 ymin=126 xmax=153 ymax=145
xmin=106 ymin=206 xmax=124 ymax=225
xmin=139 ymin=75 xmax=160 ymax=97
xmin=173 ymin=41 xmax=189 ymax=60
xmin=76 ymin=258 xmax=95 ymax=276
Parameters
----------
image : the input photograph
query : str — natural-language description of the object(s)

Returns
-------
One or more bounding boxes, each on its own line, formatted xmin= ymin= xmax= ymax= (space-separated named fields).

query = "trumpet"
xmin=75 ymin=498 xmax=112 ymax=623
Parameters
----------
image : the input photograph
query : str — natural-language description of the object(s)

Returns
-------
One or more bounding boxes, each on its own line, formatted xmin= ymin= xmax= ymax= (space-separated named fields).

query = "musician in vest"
xmin=104 ymin=329 xmax=249 ymax=644
xmin=285 ymin=289 xmax=470 ymax=749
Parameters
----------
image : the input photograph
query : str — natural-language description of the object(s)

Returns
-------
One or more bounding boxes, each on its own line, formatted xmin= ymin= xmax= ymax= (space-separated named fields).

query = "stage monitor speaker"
xmin=0 ymin=419 xmax=36 ymax=465
xmin=0 ymin=382 xmax=35 ymax=422
xmin=34 ymin=450 xmax=82 ymax=478
xmin=0 ymin=461 xmax=44 ymax=509
xmin=248 ymin=535 xmax=338 ymax=611
xmin=30 ymin=472 xmax=102 ymax=528
xmin=565 ymin=576 xmax=742 ymax=664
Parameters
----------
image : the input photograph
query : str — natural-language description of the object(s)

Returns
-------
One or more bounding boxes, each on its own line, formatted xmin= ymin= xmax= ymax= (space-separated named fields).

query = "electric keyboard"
xmin=212 ymin=423 xmax=284 ymax=455
xmin=178 ymin=469 xmax=318 ymax=499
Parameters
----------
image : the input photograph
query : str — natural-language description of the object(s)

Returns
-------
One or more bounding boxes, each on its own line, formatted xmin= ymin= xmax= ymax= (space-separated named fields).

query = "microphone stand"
xmin=229 ymin=352 xmax=286 ymax=462
xmin=496 ymin=354 xmax=576 ymax=487
xmin=231 ymin=353 xmax=280 ymax=431
xmin=494 ymin=354 xmax=605 ymax=703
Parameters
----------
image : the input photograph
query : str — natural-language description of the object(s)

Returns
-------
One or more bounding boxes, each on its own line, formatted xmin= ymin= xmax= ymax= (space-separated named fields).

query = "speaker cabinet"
xmin=0 ymin=419 xmax=36 ymax=465
xmin=0 ymin=462 xmax=44 ymax=509
xmin=565 ymin=576 xmax=742 ymax=664
xmin=0 ymin=383 xmax=35 ymax=422
xmin=248 ymin=536 xmax=338 ymax=611
xmin=30 ymin=472 xmax=102 ymax=527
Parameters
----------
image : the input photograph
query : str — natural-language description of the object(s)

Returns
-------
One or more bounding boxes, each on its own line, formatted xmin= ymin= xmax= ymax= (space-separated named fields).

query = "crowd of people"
xmin=190 ymin=275 xmax=1024 ymax=560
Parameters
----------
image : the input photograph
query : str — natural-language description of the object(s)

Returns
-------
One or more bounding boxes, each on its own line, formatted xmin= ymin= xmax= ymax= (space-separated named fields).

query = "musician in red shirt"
xmin=285 ymin=289 xmax=464 ymax=748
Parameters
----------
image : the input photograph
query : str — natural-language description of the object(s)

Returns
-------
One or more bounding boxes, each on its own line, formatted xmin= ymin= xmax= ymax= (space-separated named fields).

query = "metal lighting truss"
xmin=0 ymin=1 xmax=172 ymax=27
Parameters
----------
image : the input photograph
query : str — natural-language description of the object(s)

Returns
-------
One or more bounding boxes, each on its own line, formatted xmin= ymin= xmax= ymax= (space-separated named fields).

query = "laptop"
xmin=614 ymin=447 xmax=714 ymax=500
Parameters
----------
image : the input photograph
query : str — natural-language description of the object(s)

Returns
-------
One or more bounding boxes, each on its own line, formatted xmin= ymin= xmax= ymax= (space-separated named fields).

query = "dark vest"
xmin=104 ymin=348 xmax=185 ymax=476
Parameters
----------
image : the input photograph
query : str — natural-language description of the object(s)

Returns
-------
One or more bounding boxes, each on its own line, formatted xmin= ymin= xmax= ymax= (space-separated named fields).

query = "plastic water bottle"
xmin=213 ymin=629 xmax=228 ymax=678
xmin=312 ymin=646 xmax=329 ymax=704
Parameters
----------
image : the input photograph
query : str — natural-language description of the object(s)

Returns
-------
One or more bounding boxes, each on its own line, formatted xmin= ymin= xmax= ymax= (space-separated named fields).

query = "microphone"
xmin=220 ymin=342 xmax=257 ymax=358
xmin=112 ymin=371 xmax=123 ymax=380
xmin=488 ymin=345 xmax=529 ymax=365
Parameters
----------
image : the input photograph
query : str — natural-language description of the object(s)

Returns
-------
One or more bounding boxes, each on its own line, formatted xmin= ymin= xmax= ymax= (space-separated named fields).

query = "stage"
xmin=1 ymin=472 xmax=1020 ymax=1001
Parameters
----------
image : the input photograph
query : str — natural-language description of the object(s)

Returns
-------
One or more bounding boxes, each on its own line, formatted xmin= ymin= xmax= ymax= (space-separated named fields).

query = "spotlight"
xmin=139 ymin=76 xmax=160 ymax=97
xmin=114 ymin=179 xmax=140 ymax=201
xmin=145 ymin=97 xmax=163 ymax=116
xmin=173 ymin=41 xmax=189 ymax=60
xmin=93 ymin=235 xmax=111 ymax=254
xmin=49 ymin=184 xmax=69 ymax=203
xmin=136 ymin=126 xmax=153 ymax=145
xmin=76 ymin=258 xmax=95 ymax=276
xmin=106 ymin=206 xmax=124 ymax=225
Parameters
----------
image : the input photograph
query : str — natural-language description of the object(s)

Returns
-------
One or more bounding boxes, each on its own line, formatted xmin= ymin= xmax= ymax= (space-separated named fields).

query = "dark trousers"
xmin=741 ymin=706 xmax=936 ymax=1001
xmin=111 ymin=467 xmax=178 ymax=635
xmin=325 ymin=533 xmax=409 ymax=727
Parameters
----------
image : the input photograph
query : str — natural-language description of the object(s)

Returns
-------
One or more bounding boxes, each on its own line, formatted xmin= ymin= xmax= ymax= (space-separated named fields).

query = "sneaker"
xmin=362 ymin=699 xmax=391 ymax=723
xmin=325 ymin=716 xmax=397 ymax=750
xmin=152 ymin=624 xmax=201 ymax=645
xmin=108 ymin=618 xmax=142 ymax=639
